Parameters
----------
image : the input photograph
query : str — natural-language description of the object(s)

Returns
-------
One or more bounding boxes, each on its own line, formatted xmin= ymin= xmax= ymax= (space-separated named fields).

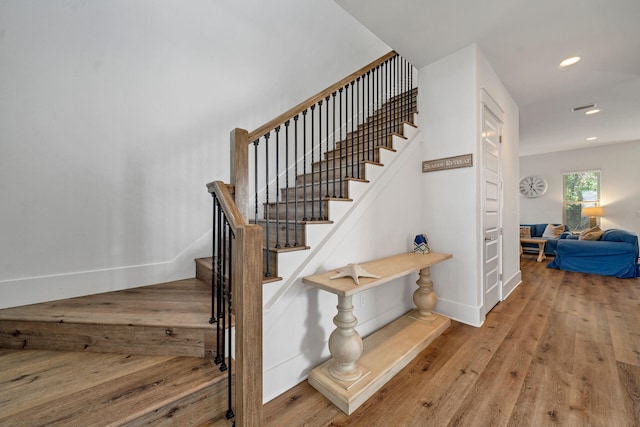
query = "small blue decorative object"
xmin=413 ymin=234 xmax=430 ymax=254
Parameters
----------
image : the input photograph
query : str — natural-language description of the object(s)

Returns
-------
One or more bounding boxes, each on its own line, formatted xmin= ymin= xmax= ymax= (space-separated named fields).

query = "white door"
xmin=481 ymin=102 xmax=502 ymax=316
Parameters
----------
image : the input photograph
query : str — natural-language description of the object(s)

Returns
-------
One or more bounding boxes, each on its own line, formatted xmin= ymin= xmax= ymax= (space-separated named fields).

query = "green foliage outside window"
xmin=563 ymin=171 xmax=600 ymax=230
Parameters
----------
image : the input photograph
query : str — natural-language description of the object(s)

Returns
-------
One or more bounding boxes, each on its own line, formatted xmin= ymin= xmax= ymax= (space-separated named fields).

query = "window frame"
xmin=562 ymin=169 xmax=601 ymax=231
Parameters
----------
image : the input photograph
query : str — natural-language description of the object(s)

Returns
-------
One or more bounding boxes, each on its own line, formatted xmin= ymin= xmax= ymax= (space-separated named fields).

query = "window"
xmin=562 ymin=170 xmax=600 ymax=231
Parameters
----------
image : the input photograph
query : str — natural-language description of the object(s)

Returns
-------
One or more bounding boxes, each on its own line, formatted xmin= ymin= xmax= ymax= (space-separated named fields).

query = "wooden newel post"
xmin=413 ymin=267 xmax=437 ymax=318
xmin=233 ymin=224 xmax=263 ymax=426
xmin=230 ymin=128 xmax=250 ymax=221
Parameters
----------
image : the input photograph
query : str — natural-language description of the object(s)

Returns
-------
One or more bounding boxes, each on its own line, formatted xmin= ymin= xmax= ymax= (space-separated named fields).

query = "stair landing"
xmin=0 ymin=278 xmax=216 ymax=357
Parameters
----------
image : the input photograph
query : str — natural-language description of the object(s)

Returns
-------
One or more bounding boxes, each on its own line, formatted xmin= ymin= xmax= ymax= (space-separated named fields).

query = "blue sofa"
xmin=547 ymin=229 xmax=640 ymax=278
xmin=520 ymin=223 xmax=569 ymax=256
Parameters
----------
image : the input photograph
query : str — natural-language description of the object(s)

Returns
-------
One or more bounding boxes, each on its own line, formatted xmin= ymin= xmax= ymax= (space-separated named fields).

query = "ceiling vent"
xmin=572 ymin=103 xmax=597 ymax=112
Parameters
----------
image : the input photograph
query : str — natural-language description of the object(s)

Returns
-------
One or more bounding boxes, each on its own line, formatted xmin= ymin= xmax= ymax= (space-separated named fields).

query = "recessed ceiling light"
xmin=585 ymin=109 xmax=601 ymax=115
xmin=586 ymin=137 xmax=598 ymax=141
xmin=560 ymin=56 xmax=581 ymax=67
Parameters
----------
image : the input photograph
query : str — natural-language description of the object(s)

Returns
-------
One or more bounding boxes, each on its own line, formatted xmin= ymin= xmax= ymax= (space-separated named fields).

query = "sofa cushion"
xmin=579 ymin=225 xmax=604 ymax=241
xmin=542 ymin=223 xmax=565 ymax=239
xmin=520 ymin=226 xmax=531 ymax=238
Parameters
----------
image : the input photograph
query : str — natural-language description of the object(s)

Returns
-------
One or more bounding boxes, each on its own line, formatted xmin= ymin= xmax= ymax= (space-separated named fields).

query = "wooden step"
xmin=311 ymin=158 xmax=383 ymax=177
xmin=323 ymin=145 xmax=394 ymax=164
xmin=318 ymin=148 xmax=383 ymax=166
xmin=196 ymin=256 xmax=282 ymax=286
xmin=0 ymin=278 xmax=216 ymax=358
xmin=335 ymin=131 xmax=406 ymax=152
xmin=264 ymin=199 xmax=331 ymax=221
xmin=280 ymin=178 xmax=351 ymax=200
xmin=256 ymin=218 xmax=307 ymax=248
xmin=0 ymin=348 xmax=231 ymax=426
xmin=295 ymin=163 xmax=372 ymax=185
xmin=348 ymin=113 xmax=416 ymax=137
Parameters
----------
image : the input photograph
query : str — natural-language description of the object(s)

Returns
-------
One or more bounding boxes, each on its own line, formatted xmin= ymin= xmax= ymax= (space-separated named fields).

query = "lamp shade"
xmin=582 ymin=206 xmax=604 ymax=218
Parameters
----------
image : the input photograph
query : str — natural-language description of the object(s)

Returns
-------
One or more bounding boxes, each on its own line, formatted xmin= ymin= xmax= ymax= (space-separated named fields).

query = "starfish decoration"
xmin=329 ymin=263 xmax=380 ymax=285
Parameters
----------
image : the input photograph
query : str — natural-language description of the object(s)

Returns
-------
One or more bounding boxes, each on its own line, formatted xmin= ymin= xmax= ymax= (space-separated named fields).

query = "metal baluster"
xmin=405 ymin=58 xmax=410 ymax=121
xmin=219 ymin=216 xmax=228 ymax=372
xmin=339 ymin=88 xmax=344 ymax=197
xmin=332 ymin=92 xmax=337 ymax=198
xmin=293 ymin=115 xmax=300 ymax=246
xmin=360 ymin=74 xmax=365 ymax=166
xmin=310 ymin=104 xmax=316 ymax=221
xmin=383 ymin=60 xmax=387 ymax=147
xmin=393 ymin=55 xmax=401 ymax=133
xmin=366 ymin=71 xmax=371 ymax=162
xmin=325 ymin=95 xmax=330 ymax=199
xmin=317 ymin=100 xmax=323 ymax=220
xmin=210 ymin=194 xmax=218 ymax=325
xmin=264 ymin=132 xmax=271 ymax=277
xmin=274 ymin=126 xmax=281 ymax=249
xmin=225 ymin=220 xmax=234 ymax=420
xmin=374 ymin=66 xmax=379 ymax=158
xmin=215 ymin=195 xmax=224 ymax=365
xmin=284 ymin=121 xmax=291 ymax=247
xmin=350 ymin=81 xmax=354 ymax=179
xmin=253 ymin=140 xmax=259 ymax=226
xmin=392 ymin=56 xmax=396 ymax=134
xmin=356 ymin=77 xmax=360 ymax=179
xmin=302 ymin=110 xmax=308 ymax=221
xmin=409 ymin=60 xmax=414 ymax=122
xmin=386 ymin=59 xmax=391 ymax=145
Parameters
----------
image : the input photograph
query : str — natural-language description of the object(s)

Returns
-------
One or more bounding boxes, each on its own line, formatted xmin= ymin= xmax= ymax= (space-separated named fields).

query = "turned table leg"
xmin=413 ymin=266 xmax=438 ymax=319
xmin=536 ymin=242 xmax=546 ymax=262
xmin=327 ymin=295 xmax=364 ymax=382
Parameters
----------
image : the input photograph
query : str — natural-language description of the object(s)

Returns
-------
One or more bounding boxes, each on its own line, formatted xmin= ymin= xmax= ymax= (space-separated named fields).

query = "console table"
xmin=302 ymin=252 xmax=452 ymax=414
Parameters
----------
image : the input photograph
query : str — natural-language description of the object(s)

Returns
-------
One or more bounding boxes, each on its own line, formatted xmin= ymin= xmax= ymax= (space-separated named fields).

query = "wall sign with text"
xmin=422 ymin=154 xmax=473 ymax=173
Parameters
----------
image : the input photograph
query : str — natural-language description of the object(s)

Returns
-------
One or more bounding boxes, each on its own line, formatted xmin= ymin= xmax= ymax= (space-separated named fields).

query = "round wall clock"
xmin=519 ymin=175 xmax=547 ymax=198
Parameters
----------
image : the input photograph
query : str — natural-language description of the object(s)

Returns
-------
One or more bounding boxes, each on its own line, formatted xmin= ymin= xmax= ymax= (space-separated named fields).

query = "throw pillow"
xmin=520 ymin=226 xmax=531 ymax=238
xmin=542 ymin=223 xmax=564 ymax=239
xmin=579 ymin=225 xmax=604 ymax=241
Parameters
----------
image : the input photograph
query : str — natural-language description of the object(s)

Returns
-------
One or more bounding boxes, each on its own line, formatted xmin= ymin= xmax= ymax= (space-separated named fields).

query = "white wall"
xmin=0 ymin=0 xmax=389 ymax=308
xmin=520 ymin=140 xmax=640 ymax=238
xmin=418 ymin=44 xmax=520 ymax=326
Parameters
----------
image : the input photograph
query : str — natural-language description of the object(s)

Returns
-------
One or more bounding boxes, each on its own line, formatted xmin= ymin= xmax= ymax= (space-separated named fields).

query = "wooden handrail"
xmin=247 ymin=50 xmax=397 ymax=142
xmin=207 ymin=180 xmax=247 ymax=231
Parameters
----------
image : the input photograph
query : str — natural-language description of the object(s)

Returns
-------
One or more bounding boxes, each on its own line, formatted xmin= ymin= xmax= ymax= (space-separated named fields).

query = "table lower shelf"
xmin=308 ymin=310 xmax=450 ymax=415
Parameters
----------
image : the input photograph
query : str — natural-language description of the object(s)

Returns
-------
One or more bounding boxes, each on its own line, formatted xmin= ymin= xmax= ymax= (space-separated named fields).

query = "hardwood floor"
xmin=263 ymin=256 xmax=640 ymax=426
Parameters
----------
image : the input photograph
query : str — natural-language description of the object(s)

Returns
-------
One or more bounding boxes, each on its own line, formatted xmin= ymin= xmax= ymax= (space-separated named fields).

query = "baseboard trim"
xmin=434 ymin=297 xmax=483 ymax=327
xmin=502 ymin=270 xmax=522 ymax=300
xmin=0 ymin=231 xmax=211 ymax=309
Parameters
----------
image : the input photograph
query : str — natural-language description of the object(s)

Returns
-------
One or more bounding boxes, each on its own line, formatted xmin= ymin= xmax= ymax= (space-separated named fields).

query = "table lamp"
xmin=582 ymin=206 xmax=604 ymax=228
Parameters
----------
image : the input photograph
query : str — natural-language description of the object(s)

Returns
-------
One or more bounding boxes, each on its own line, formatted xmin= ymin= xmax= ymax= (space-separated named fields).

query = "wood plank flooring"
xmin=263 ymin=257 xmax=640 ymax=426
xmin=0 ymin=350 xmax=230 ymax=426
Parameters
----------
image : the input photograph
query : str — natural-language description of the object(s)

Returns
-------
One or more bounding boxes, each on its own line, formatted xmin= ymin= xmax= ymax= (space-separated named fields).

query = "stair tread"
xmin=0 ymin=349 xmax=226 ymax=426
xmin=0 ymin=278 xmax=213 ymax=329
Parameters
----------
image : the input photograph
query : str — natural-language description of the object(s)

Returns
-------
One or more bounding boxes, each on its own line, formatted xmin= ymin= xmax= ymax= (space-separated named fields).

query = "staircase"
xmin=0 ymin=51 xmax=418 ymax=426
xmin=247 ymin=88 xmax=418 ymax=282
xmin=0 ymin=278 xmax=232 ymax=426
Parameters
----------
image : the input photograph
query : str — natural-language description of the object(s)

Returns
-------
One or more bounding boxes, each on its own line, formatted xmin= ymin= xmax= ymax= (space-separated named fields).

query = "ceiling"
xmin=336 ymin=0 xmax=640 ymax=156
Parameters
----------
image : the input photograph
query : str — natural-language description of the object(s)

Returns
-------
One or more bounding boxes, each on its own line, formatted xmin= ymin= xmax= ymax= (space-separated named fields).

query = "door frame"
xmin=480 ymin=88 xmax=504 ymax=317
